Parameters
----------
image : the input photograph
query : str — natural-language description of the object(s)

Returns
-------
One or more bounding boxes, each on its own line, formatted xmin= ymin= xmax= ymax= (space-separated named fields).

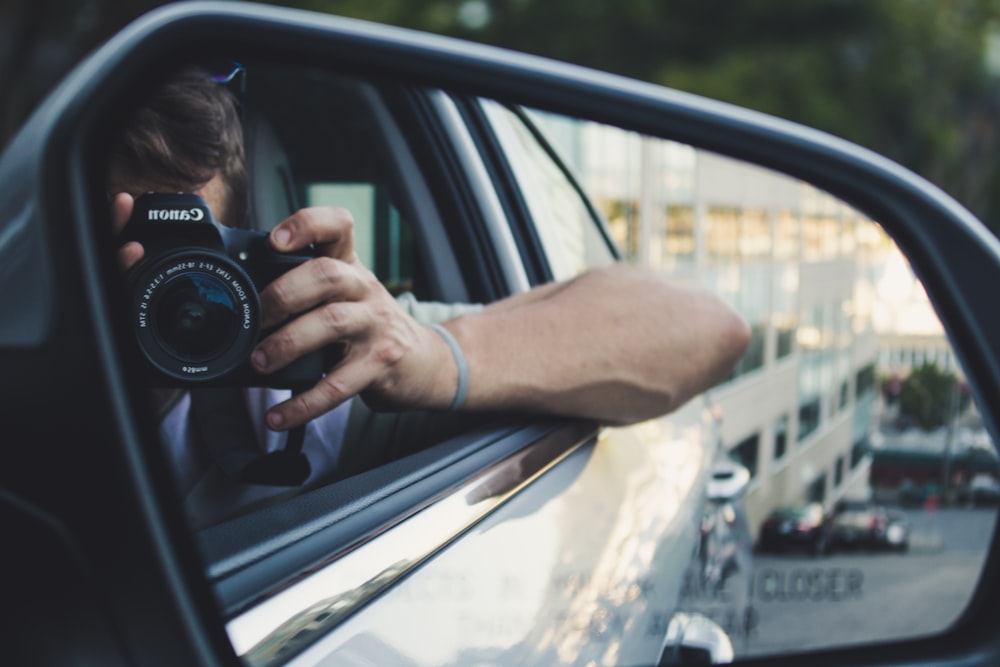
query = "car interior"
xmin=241 ymin=63 xmax=456 ymax=302
xmin=108 ymin=60 xmax=598 ymax=623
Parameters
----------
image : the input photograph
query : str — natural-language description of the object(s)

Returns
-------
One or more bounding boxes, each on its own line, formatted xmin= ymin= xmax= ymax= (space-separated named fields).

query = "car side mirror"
xmin=708 ymin=461 xmax=751 ymax=502
xmin=2 ymin=3 xmax=1000 ymax=667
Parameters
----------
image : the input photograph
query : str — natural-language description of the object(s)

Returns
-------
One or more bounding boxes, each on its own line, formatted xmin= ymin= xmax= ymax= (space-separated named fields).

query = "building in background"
xmin=872 ymin=245 xmax=957 ymax=377
xmin=533 ymin=114 xmax=902 ymax=535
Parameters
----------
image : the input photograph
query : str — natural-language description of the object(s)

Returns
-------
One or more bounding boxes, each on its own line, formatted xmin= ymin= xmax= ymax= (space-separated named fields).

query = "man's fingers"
xmin=118 ymin=242 xmax=144 ymax=271
xmin=112 ymin=193 xmax=134 ymax=235
xmin=258 ymin=256 xmax=369 ymax=329
xmin=253 ymin=301 xmax=370 ymax=374
xmin=112 ymin=193 xmax=144 ymax=270
xmin=265 ymin=359 xmax=372 ymax=430
xmin=269 ymin=206 xmax=357 ymax=262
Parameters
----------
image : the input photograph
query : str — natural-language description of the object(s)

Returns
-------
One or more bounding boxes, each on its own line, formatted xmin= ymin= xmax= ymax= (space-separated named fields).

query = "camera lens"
xmin=130 ymin=249 xmax=261 ymax=384
xmin=153 ymin=274 xmax=239 ymax=362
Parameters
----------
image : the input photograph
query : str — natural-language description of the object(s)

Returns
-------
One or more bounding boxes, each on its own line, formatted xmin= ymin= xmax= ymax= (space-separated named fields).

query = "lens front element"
xmin=131 ymin=250 xmax=260 ymax=383
xmin=154 ymin=274 xmax=239 ymax=362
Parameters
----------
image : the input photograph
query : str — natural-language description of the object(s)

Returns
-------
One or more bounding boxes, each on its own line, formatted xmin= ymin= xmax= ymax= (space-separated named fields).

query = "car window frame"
xmin=385 ymin=86 xmax=529 ymax=303
xmin=462 ymin=97 xmax=622 ymax=284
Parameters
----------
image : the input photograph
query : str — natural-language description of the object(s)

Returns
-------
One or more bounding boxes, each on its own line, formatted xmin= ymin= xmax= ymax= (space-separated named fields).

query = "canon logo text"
xmin=147 ymin=207 xmax=206 ymax=222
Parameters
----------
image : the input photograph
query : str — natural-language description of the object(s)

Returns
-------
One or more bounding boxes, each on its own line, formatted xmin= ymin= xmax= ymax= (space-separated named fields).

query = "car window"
xmin=106 ymin=64 xmax=517 ymax=532
xmin=522 ymin=111 xmax=999 ymax=660
xmin=302 ymin=183 xmax=415 ymax=296
xmin=478 ymin=100 xmax=616 ymax=281
xmin=242 ymin=66 xmax=428 ymax=300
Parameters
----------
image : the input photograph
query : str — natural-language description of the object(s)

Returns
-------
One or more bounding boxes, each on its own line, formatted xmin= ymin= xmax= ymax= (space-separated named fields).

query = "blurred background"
xmin=4 ymin=0 xmax=1000 ymax=235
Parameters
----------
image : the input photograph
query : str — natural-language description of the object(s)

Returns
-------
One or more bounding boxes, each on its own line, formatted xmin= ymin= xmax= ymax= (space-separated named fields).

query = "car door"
xmin=200 ymin=66 xmax=722 ymax=666
xmin=1 ymin=3 xmax=999 ymax=667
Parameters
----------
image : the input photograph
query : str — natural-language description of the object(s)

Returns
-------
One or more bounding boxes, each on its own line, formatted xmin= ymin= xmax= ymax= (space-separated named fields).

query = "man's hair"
xmin=109 ymin=66 xmax=248 ymax=227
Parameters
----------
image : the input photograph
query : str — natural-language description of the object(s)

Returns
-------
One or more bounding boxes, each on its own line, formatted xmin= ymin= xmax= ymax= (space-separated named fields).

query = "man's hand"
xmin=251 ymin=207 xmax=457 ymax=431
xmin=112 ymin=194 xmax=457 ymax=430
xmin=112 ymin=193 xmax=144 ymax=270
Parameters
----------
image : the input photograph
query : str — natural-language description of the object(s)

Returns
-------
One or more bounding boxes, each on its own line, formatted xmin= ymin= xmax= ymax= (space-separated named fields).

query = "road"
xmin=677 ymin=507 xmax=997 ymax=659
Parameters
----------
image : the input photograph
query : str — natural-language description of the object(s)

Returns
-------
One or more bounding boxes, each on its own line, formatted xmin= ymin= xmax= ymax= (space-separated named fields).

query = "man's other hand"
xmin=251 ymin=207 xmax=456 ymax=431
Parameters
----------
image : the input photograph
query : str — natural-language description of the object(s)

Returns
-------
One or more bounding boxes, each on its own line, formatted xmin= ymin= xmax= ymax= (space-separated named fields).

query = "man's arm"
xmin=251 ymin=208 xmax=751 ymax=430
xmin=444 ymin=265 xmax=749 ymax=425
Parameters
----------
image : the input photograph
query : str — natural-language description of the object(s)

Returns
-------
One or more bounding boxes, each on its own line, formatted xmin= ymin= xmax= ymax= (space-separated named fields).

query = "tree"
xmin=0 ymin=0 xmax=161 ymax=146
xmin=254 ymin=0 xmax=1000 ymax=235
xmin=898 ymin=362 xmax=961 ymax=431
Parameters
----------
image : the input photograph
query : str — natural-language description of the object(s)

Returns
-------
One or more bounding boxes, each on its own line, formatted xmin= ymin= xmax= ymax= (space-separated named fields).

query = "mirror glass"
xmin=105 ymin=59 xmax=997 ymax=664
xmin=519 ymin=107 xmax=998 ymax=659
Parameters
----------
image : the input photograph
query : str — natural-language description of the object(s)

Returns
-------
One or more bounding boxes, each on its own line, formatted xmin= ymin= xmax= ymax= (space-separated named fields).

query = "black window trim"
xmin=454 ymin=96 xmax=552 ymax=285
xmin=457 ymin=97 xmax=621 ymax=285
xmin=385 ymin=86 xmax=524 ymax=303
xmin=350 ymin=80 xmax=472 ymax=305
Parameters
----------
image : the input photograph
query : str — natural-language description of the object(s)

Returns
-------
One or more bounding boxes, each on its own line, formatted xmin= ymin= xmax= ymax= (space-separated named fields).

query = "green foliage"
xmin=899 ymin=362 xmax=960 ymax=431
xmin=7 ymin=1 xmax=1000 ymax=232
xmin=258 ymin=0 xmax=1000 ymax=234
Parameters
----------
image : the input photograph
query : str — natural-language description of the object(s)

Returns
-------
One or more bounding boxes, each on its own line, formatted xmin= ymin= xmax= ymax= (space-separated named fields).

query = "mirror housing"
xmin=658 ymin=612 xmax=735 ymax=666
xmin=3 ymin=2 xmax=1000 ymax=666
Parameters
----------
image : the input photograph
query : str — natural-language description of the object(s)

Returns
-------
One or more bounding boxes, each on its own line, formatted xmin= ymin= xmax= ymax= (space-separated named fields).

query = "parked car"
xmin=956 ymin=475 xmax=1000 ymax=506
xmin=828 ymin=500 xmax=910 ymax=552
xmin=756 ymin=503 xmax=830 ymax=556
xmin=3 ymin=3 xmax=1000 ymax=667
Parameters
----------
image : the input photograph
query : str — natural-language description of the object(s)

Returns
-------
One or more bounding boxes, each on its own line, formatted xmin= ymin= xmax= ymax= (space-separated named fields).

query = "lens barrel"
xmin=129 ymin=249 xmax=260 ymax=383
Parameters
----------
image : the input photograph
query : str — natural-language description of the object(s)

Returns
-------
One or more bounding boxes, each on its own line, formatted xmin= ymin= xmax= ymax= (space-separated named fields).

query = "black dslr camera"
xmin=122 ymin=193 xmax=336 ymax=389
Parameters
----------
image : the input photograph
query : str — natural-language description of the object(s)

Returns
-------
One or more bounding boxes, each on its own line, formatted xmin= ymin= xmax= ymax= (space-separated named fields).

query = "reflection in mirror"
xmin=107 ymin=56 xmax=997 ymax=666
xmin=523 ymin=110 xmax=999 ymax=659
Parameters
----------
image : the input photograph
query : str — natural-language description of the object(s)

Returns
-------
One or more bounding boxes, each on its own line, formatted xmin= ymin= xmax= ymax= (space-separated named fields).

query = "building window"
xmin=802 ymin=215 xmax=840 ymax=262
xmin=834 ymin=456 xmax=845 ymax=487
xmin=775 ymin=210 xmax=799 ymax=260
xmin=774 ymin=414 xmax=789 ymax=461
xmin=807 ymin=473 xmax=827 ymax=504
xmin=798 ymin=398 xmax=821 ymax=442
xmin=855 ymin=363 xmax=876 ymax=397
xmin=735 ymin=264 xmax=769 ymax=376
xmin=706 ymin=207 xmax=740 ymax=259
xmin=730 ymin=433 xmax=760 ymax=479
xmin=604 ymin=198 xmax=640 ymax=260
xmin=773 ymin=265 xmax=798 ymax=360
xmin=732 ymin=323 xmax=766 ymax=379
xmin=664 ymin=205 xmax=694 ymax=268
xmin=739 ymin=209 xmax=770 ymax=259
xmin=850 ymin=437 xmax=869 ymax=469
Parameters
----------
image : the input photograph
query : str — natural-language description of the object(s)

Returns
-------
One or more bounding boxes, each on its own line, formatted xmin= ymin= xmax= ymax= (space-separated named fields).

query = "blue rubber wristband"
xmin=430 ymin=324 xmax=468 ymax=411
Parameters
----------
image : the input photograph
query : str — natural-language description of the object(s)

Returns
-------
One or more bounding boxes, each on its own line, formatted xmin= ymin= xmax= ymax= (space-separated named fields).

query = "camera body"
xmin=122 ymin=192 xmax=334 ymax=389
